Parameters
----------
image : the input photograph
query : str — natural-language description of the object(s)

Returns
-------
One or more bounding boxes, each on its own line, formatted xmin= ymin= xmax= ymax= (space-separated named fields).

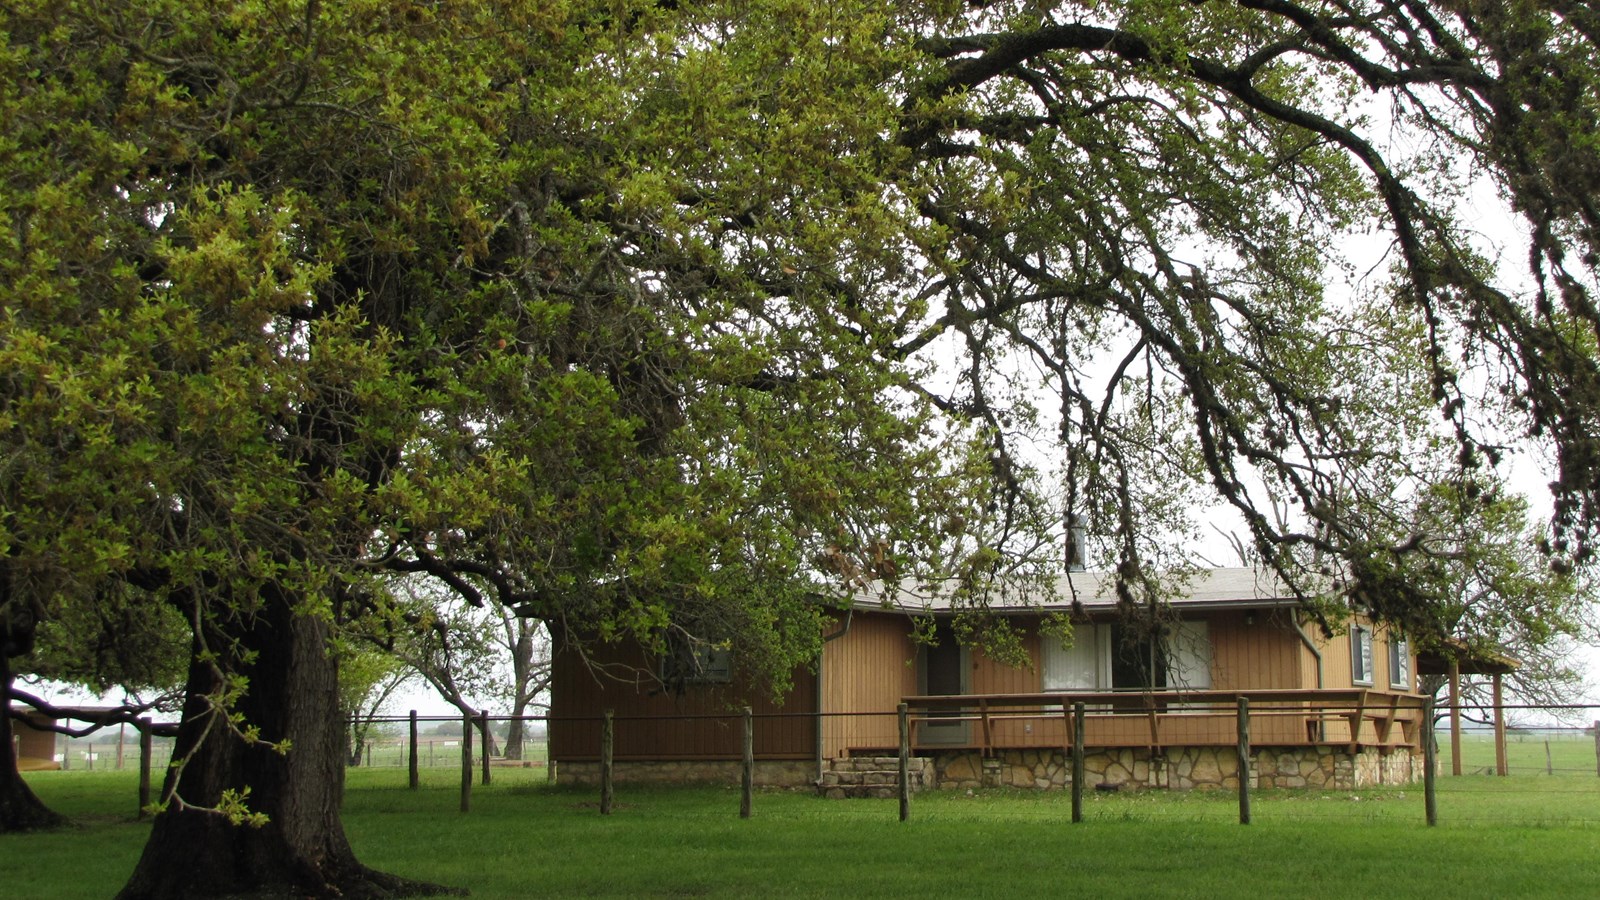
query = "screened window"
xmin=1388 ymin=636 xmax=1411 ymax=690
xmin=1351 ymin=625 xmax=1374 ymax=686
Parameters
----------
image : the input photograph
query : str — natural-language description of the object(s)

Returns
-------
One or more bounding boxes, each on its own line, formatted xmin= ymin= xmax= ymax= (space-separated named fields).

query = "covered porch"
xmin=893 ymin=688 xmax=1426 ymax=757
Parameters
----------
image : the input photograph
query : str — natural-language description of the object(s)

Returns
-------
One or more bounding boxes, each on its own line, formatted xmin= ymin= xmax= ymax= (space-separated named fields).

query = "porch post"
xmin=1449 ymin=660 xmax=1462 ymax=776
xmin=1493 ymin=674 xmax=1508 ymax=776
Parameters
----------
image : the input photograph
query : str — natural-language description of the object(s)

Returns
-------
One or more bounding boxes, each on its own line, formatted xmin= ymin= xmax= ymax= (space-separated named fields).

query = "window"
xmin=1351 ymin=625 xmax=1374 ymax=686
xmin=1042 ymin=623 xmax=1107 ymax=691
xmin=1167 ymin=621 xmax=1213 ymax=691
xmin=1388 ymin=636 xmax=1411 ymax=690
xmin=660 ymin=634 xmax=732 ymax=685
xmin=1111 ymin=623 xmax=1168 ymax=690
xmin=1042 ymin=621 xmax=1211 ymax=692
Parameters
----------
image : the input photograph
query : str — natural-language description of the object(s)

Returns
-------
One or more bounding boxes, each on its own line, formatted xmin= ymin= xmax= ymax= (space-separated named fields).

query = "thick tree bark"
xmin=0 ymin=650 xmax=68 ymax=833
xmin=117 ymin=590 xmax=461 ymax=899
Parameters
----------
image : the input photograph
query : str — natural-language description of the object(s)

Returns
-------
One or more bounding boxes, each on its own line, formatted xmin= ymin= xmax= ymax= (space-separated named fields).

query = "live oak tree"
xmin=8 ymin=1 xmax=1600 ymax=898
xmin=2 ymin=0 xmax=975 ymax=894
xmin=881 ymin=0 xmax=1600 ymax=636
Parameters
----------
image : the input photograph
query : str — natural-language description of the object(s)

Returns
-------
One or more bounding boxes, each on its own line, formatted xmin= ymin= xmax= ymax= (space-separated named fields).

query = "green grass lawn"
xmin=9 ymin=765 xmax=1600 ymax=898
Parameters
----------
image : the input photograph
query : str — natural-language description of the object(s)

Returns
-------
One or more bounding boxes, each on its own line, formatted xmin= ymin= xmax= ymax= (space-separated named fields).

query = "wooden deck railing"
xmin=900 ymin=689 xmax=1425 ymax=755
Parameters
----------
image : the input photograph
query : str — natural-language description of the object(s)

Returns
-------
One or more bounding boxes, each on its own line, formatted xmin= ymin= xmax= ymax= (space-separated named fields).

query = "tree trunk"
xmin=502 ymin=715 xmax=524 ymax=762
xmin=0 ymin=650 xmax=68 ymax=833
xmin=117 ymin=590 xmax=459 ymax=899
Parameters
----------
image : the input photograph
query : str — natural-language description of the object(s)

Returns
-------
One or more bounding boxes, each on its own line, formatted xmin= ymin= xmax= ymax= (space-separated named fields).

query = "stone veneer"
xmin=816 ymin=756 xmax=935 ymax=799
xmin=934 ymin=745 xmax=1420 ymax=792
xmin=555 ymin=746 xmax=1418 ymax=793
xmin=556 ymin=759 xmax=817 ymax=788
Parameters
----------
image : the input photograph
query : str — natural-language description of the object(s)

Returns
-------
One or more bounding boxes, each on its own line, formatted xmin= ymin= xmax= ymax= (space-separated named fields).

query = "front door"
xmin=917 ymin=621 xmax=970 ymax=745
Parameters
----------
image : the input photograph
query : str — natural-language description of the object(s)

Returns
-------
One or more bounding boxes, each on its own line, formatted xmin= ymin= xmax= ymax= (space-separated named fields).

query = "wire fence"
xmin=20 ymin=702 xmax=1600 ymax=828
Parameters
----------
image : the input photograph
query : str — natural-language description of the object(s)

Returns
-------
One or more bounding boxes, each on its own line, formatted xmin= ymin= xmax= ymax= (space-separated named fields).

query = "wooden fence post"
xmin=600 ymin=710 xmax=615 ymax=816
xmin=1493 ymin=674 xmax=1508 ymax=776
xmin=1423 ymin=696 xmax=1437 ymax=826
xmin=898 ymin=703 xmax=910 ymax=822
xmin=741 ymin=707 xmax=754 ymax=820
xmin=1236 ymin=697 xmax=1251 ymax=825
xmin=408 ymin=710 xmax=419 ymax=790
xmin=137 ymin=718 xmax=152 ymax=819
xmin=1072 ymin=702 xmax=1085 ymax=824
xmin=480 ymin=710 xmax=492 ymax=786
xmin=460 ymin=712 xmax=473 ymax=813
xmin=1593 ymin=720 xmax=1599 ymax=778
xmin=1449 ymin=663 xmax=1463 ymax=776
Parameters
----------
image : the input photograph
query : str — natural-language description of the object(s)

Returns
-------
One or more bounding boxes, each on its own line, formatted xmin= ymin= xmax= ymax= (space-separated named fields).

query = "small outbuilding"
xmin=9 ymin=706 xmax=61 ymax=771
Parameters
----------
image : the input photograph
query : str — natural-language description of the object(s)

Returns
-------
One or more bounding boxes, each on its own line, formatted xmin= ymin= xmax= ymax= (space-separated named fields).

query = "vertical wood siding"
xmin=1207 ymin=611 xmax=1305 ymax=691
xmin=820 ymin=613 xmax=915 ymax=756
xmin=553 ymin=606 xmax=1422 ymax=764
xmin=550 ymin=638 xmax=816 ymax=761
xmin=1317 ymin=621 xmax=1358 ymax=689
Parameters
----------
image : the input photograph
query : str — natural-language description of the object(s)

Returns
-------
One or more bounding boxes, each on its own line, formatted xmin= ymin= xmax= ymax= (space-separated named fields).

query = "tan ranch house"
xmin=549 ymin=568 xmax=1425 ymax=793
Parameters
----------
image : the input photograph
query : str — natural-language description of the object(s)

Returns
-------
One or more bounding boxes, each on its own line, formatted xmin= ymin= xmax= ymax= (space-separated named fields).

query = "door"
xmin=917 ymin=620 xmax=970 ymax=745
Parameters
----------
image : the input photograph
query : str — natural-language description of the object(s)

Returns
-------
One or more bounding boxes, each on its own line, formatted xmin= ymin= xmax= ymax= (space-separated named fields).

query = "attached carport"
xmin=1418 ymin=641 xmax=1520 ymax=776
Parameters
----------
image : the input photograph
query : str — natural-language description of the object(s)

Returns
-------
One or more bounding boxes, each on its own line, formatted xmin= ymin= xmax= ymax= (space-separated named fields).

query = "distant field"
xmin=9 ymin=763 xmax=1600 ymax=899
xmin=1443 ymin=730 xmax=1598 ymax=775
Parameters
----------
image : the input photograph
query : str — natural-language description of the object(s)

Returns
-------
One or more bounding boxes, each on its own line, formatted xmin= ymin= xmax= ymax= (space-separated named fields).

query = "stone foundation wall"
xmin=934 ymin=745 xmax=1420 ymax=792
xmin=817 ymin=757 xmax=935 ymax=799
xmin=1353 ymin=746 xmax=1419 ymax=787
xmin=555 ymin=759 xmax=816 ymax=788
xmin=555 ymin=745 xmax=1419 ymax=793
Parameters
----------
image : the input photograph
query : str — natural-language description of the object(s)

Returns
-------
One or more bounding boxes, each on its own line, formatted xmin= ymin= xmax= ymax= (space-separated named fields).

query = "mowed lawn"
xmin=9 ymin=747 xmax=1600 ymax=899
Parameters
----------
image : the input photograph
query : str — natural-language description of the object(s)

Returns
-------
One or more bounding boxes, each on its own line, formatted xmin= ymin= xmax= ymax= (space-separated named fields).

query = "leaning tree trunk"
xmin=0 ymin=650 xmax=68 ymax=833
xmin=117 ymin=589 xmax=459 ymax=899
